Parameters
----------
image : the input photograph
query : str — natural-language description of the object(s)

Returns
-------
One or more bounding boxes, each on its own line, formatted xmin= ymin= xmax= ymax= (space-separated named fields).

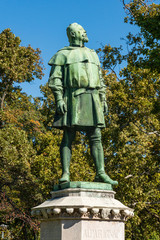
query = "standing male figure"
xmin=48 ymin=23 xmax=118 ymax=185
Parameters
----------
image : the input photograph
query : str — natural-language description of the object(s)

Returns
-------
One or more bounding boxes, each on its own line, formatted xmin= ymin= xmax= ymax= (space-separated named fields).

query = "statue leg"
xmin=59 ymin=128 xmax=76 ymax=183
xmin=87 ymin=127 xmax=118 ymax=185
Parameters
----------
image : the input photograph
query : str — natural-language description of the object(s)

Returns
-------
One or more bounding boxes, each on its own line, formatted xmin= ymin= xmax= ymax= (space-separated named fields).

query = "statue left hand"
xmin=57 ymin=99 xmax=67 ymax=115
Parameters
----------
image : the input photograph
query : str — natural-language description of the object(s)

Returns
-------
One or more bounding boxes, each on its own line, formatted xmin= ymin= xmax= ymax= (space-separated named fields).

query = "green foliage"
xmin=0 ymin=28 xmax=44 ymax=239
xmin=149 ymin=231 xmax=160 ymax=240
xmin=101 ymin=71 xmax=160 ymax=239
xmin=0 ymin=1 xmax=160 ymax=238
xmin=123 ymin=0 xmax=160 ymax=73
xmin=0 ymin=28 xmax=44 ymax=113
xmin=0 ymin=29 xmax=43 ymax=84
xmin=0 ymin=125 xmax=41 ymax=239
xmin=98 ymin=1 xmax=160 ymax=238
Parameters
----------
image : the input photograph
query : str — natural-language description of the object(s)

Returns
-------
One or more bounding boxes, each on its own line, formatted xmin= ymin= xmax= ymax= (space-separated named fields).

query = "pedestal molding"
xmin=32 ymin=206 xmax=133 ymax=221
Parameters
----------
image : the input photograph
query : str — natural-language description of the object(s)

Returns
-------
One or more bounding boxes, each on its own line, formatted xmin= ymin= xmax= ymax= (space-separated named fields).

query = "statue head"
xmin=66 ymin=23 xmax=88 ymax=47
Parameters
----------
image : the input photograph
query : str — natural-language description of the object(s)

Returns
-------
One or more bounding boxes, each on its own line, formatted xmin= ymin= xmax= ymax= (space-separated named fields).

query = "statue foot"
xmin=59 ymin=173 xmax=70 ymax=183
xmin=95 ymin=173 xmax=118 ymax=185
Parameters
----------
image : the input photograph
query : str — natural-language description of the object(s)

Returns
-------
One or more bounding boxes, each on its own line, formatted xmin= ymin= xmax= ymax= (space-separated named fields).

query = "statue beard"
xmin=83 ymin=36 xmax=89 ymax=43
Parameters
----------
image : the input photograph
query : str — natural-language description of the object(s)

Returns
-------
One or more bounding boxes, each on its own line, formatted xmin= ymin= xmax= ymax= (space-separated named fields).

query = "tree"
xmin=122 ymin=0 xmax=160 ymax=73
xmin=0 ymin=28 xmax=44 ymax=120
xmin=0 ymin=29 xmax=44 ymax=239
xmin=97 ymin=0 xmax=160 ymax=239
xmin=0 ymin=126 xmax=40 ymax=239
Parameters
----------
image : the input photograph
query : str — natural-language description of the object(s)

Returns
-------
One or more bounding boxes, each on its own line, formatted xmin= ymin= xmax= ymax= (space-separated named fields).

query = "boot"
xmin=91 ymin=141 xmax=118 ymax=185
xmin=59 ymin=145 xmax=71 ymax=184
xmin=94 ymin=172 xmax=118 ymax=185
xmin=59 ymin=172 xmax=70 ymax=183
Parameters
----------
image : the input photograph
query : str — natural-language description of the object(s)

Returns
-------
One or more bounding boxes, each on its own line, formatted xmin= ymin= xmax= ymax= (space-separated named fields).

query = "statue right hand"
xmin=57 ymin=99 xmax=67 ymax=115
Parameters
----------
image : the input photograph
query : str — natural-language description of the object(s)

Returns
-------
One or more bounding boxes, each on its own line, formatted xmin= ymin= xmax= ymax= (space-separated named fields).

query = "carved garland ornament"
xmin=31 ymin=207 xmax=134 ymax=221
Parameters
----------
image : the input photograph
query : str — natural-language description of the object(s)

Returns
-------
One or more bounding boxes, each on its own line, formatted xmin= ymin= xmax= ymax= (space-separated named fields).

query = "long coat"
xmin=48 ymin=46 xmax=106 ymax=129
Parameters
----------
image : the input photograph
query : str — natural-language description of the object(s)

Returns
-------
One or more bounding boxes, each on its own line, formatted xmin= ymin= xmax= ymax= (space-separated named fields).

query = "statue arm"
xmin=48 ymin=65 xmax=67 ymax=114
xmin=98 ymin=67 xmax=108 ymax=115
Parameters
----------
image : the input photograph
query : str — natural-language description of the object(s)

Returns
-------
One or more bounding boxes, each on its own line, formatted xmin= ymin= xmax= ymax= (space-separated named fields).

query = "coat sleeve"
xmin=98 ymin=67 xmax=107 ymax=103
xmin=48 ymin=65 xmax=64 ymax=103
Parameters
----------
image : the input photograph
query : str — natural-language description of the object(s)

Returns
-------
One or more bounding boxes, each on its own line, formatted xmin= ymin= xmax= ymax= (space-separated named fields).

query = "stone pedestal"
xmin=32 ymin=182 xmax=134 ymax=240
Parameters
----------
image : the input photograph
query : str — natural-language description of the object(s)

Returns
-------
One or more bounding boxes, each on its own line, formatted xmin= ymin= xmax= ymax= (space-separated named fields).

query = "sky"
xmin=0 ymin=0 xmax=139 ymax=98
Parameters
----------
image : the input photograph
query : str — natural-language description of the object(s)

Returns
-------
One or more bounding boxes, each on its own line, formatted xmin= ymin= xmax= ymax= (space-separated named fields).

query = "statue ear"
xmin=70 ymin=31 xmax=75 ymax=38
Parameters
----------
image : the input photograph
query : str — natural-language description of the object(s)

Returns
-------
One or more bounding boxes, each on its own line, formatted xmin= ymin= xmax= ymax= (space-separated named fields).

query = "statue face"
xmin=75 ymin=25 xmax=88 ymax=43
xmin=67 ymin=23 xmax=89 ymax=45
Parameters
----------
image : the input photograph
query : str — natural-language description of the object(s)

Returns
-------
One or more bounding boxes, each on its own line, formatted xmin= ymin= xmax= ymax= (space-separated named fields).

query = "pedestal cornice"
xmin=32 ymin=183 xmax=134 ymax=222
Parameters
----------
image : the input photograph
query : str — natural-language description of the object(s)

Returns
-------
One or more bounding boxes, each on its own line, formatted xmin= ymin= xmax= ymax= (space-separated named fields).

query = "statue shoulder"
xmin=48 ymin=47 xmax=100 ymax=66
xmin=84 ymin=47 xmax=100 ymax=66
xmin=48 ymin=47 xmax=69 ymax=66
xmin=84 ymin=47 xmax=96 ymax=53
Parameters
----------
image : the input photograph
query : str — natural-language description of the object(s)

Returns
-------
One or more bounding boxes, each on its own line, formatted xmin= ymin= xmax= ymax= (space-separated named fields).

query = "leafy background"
xmin=0 ymin=1 xmax=160 ymax=239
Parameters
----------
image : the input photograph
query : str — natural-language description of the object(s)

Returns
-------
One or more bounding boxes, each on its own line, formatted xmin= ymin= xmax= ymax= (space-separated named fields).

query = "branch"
xmin=0 ymin=191 xmax=39 ymax=231
xmin=109 ymin=67 xmax=126 ymax=81
xmin=122 ymin=0 xmax=148 ymax=16
xmin=0 ymin=84 xmax=9 ymax=110
xmin=0 ymin=91 xmax=7 ymax=110
xmin=129 ymin=201 xmax=160 ymax=208
xmin=145 ymin=207 xmax=160 ymax=221
xmin=134 ymin=122 xmax=160 ymax=137
xmin=125 ymin=174 xmax=133 ymax=179
xmin=148 ymin=131 xmax=160 ymax=137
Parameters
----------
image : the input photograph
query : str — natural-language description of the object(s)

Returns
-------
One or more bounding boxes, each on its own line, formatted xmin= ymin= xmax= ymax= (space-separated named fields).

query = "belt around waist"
xmin=73 ymin=88 xmax=98 ymax=97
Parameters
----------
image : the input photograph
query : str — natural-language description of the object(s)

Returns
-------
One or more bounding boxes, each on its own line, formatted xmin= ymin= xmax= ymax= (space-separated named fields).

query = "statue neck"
xmin=70 ymin=39 xmax=84 ymax=47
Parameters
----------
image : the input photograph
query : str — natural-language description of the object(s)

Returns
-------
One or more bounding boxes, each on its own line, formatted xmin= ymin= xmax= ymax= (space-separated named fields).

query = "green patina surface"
xmin=48 ymin=23 xmax=118 ymax=186
xmin=53 ymin=181 xmax=113 ymax=191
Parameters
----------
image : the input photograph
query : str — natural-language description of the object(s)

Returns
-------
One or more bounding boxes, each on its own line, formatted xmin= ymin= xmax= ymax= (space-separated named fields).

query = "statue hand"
xmin=103 ymin=102 xmax=108 ymax=115
xmin=57 ymin=99 xmax=67 ymax=115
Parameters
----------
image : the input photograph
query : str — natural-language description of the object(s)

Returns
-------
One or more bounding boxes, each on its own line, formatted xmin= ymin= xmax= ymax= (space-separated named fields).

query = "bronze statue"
xmin=48 ymin=23 xmax=118 ymax=185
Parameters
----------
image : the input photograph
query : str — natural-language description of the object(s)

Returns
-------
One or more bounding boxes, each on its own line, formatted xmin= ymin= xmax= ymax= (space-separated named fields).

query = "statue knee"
xmin=88 ymin=128 xmax=102 ymax=144
xmin=61 ymin=128 xmax=76 ymax=147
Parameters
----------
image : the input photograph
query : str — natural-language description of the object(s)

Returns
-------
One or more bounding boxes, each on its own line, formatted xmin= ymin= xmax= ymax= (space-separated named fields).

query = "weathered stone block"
xmin=32 ymin=183 xmax=134 ymax=240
